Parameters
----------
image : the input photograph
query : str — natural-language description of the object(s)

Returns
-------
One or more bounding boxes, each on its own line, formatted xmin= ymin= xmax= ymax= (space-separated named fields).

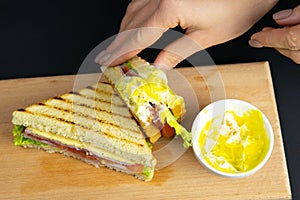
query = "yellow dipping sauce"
xmin=199 ymin=109 xmax=270 ymax=173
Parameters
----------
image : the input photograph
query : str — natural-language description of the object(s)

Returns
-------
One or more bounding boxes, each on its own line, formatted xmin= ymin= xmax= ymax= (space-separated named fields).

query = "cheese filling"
xmin=20 ymin=127 xmax=146 ymax=174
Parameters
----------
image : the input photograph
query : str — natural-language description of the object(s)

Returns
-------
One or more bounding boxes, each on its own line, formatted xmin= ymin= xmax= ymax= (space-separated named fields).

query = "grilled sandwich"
xmin=12 ymin=82 xmax=157 ymax=181
xmin=101 ymin=57 xmax=192 ymax=147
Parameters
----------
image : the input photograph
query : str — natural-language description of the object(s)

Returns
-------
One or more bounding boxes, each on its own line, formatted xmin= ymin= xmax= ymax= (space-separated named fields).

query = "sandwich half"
xmin=12 ymin=82 xmax=157 ymax=181
xmin=101 ymin=57 xmax=192 ymax=147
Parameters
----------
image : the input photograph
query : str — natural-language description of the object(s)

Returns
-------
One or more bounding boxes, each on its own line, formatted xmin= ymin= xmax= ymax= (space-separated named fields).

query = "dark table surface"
xmin=1 ymin=0 xmax=299 ymax=199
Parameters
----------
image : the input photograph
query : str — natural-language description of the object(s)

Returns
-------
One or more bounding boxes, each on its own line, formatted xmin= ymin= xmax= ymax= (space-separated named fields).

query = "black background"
xmin=1 ymin=0 xmax=299 ymax=198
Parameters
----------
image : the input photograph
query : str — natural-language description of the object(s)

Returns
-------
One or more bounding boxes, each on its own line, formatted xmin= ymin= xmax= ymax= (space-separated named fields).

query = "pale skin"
xmin=250 ymin=4 xmax=300 ymax=64
xmin=95 ymin=0 xmax=292 ymax=70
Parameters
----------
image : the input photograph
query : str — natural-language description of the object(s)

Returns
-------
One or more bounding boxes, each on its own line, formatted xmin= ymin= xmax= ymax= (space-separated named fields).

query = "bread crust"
xmin=12 ymin=82 xmax=156 ymax=181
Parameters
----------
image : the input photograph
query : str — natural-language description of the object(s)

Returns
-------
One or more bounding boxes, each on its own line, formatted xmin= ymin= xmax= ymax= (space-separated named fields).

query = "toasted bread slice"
xmin=12 ymin=82 xmax=156 ymax=181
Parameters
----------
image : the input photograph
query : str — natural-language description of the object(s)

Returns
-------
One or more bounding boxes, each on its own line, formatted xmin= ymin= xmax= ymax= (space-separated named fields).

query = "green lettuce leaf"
xmin=12 ymin=125 xmax=46 ymax=146
xmin=124 ymin=61 xmax=134 ymax=69
xmin=142 ymin=166 xmax=152 ymax=178
xmin=159 ymin=109 xmax=192 ymax=148
xmin=146 ymin=139 xmax=153 ymax=149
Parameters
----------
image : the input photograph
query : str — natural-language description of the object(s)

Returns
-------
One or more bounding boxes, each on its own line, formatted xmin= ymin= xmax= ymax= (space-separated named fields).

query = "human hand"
xmin=249 ymin=5 xmax=300 ymax=64
xmin=95 ymin=0 xmax=278 ymax=70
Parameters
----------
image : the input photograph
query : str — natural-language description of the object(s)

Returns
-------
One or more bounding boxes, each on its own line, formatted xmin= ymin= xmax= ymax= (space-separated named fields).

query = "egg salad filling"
xmin=199 ymin=109 xmax=270 ymax=173
xmin=116 ymin=63 xmax=192 ymax=147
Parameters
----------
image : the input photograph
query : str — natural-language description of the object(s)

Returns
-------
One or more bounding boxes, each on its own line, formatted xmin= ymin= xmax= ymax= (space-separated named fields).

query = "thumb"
xmin=273 ymin=5 xmax=300 ymax=26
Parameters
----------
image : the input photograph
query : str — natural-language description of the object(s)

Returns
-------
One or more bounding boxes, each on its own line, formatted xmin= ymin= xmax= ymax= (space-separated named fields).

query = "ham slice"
xmin=119 ymin=65 xmax=176 ymax=138
xmin=23 ymin=128 xmax=144 ymax=173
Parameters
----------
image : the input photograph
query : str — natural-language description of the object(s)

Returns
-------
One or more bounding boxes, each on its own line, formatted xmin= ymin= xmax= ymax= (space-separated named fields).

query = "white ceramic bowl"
xmin=191 ymin=99 xmax=274 ymax=178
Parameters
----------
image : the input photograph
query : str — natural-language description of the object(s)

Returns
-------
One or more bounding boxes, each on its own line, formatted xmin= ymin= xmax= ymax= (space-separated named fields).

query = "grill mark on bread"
xmin=13 ymin=82 xmax=146 ymax=146
xmin=86 ymin=85 xmax=95 ymax=90
xmin=69 ymin=89 xmax=125 ymax=107
xmin=87 ymin=85 xmax=112 ymax=96
xmin=88 ymin=84 xmax=127 ymax=107
xmin=16 ymin=109 xmax=144 ymax=147
xmin=69 ymin=91 xmax=80 ymax=95
xmin=51 ymin=96 xmax=131 ymax=119
xmin=30 ymin=102 xmax=140 ymax=134
xmin=17 ymin=109 xmax=76 ymax=125
xmin=53 ymin=96 xmax=64 ymax=100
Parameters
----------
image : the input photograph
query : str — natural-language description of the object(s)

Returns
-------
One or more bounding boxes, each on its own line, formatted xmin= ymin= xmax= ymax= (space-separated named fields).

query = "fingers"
xmin=249 ymin=5 xmax=300 ymax=64
xmin=119 ymin=0 xmax=157 ymax=32
xmin=249 ymin=23 xmax=300 ymax=64
xmin=249 ymin=24 xmax=300 ymax=50
xmin=95 ymin=27 xmax=166 ymax=66
xmin=276 ymin=48 xmax=300 ymax=64
xmin=108 ymin=0 xmax=157 ymax=54
xmin=95 ymin=0 xmax=177 ymax=66
xmin=154 ymin=26 xmax=235 ymax=70
xmin=95 ymin=0 xmax=161 ymax=66
xmin=154 ymin=30 xmax=208 ymax=70
xmin=273 ymin=5 xmax=300 ymax=26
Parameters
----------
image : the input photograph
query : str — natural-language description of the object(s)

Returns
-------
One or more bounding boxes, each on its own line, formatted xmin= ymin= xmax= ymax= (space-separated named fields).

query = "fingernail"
xmin=94 ymin=50 xmax=111 ymax=64
xmin=273 ymin=9 xmax=292 ymax=20
xmin=94 ymin=50 xmax=105 ymax=63
xmin=248 ymin=39 xmax=263 ymax=48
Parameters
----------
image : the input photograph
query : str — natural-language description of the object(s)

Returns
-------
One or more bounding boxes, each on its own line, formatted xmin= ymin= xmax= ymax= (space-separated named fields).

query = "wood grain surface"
xmin=0 ymin=62 xmax=291 ymax=200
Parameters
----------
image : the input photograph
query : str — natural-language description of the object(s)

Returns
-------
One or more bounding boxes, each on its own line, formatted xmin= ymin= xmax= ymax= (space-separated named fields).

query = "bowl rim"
xmin=191 ymin=99 xmax=274 ymax=178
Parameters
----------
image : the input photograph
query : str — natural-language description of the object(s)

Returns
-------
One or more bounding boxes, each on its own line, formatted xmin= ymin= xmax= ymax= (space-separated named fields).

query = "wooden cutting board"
xmin=0 ymin=62 xmax=291 ymax=200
